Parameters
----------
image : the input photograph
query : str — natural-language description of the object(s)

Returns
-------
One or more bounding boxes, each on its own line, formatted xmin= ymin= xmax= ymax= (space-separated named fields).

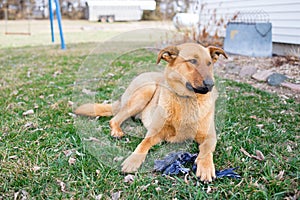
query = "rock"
xmin=252 ymin=70 xmax=273 ymax=82
xmin=239 ymin=66 xmax=257 ymax=77
xmin=281 ymin=82 xmax=300 ymax=91
xmin=226 ymin=63 xmax=241 ymax=74
xmin=267 ymin=73 xmax=288 ymax=86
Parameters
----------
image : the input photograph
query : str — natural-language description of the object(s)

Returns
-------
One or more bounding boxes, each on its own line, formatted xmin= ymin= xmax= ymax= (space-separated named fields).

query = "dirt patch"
xmin=215 ymin=55 xmax=300 ymax=102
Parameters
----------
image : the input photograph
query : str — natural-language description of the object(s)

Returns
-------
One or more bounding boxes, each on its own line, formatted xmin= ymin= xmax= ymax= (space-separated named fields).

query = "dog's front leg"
xmin=121 ymin=135 xmax=162 ymax=173
xmin=194 ymin=115 xmax=217 ymax=182
xmin=195 ymin=136 xmax=216 ymax=182
xmin=122 ymin=105 xmax=167 ymax=173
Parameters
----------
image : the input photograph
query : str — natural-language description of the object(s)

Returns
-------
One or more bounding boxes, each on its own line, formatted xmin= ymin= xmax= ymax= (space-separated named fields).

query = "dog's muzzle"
xmin=186 ymin=79 xmax=214 ymax=94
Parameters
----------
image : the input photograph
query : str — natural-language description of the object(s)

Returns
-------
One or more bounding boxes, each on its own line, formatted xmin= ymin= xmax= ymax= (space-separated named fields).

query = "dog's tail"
xmin=74 ymin=103 xmax=113 ymax=117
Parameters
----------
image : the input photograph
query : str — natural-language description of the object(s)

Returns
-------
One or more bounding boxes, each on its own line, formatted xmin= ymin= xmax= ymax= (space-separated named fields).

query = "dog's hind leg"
xmin=109 ymin=84 xmax=157 ymax=138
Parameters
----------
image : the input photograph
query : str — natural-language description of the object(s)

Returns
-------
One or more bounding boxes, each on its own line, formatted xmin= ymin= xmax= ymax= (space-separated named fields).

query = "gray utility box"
xmin=224 ymin=22 xmax=272 ymax=57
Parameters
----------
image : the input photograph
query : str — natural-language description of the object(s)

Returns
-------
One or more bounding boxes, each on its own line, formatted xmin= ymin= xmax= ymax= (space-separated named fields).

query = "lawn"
xmin=0 ymin=39 xmax=299 ymax=199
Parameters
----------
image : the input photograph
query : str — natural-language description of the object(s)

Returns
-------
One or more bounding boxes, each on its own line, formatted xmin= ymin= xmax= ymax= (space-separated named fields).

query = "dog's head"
xmin=157 ymin=43 xmax=227 ymax=96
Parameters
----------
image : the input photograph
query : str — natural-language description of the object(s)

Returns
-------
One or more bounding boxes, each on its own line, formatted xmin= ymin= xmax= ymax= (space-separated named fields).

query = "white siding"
xmin=199 ymin=0 xmax=300 ymax=44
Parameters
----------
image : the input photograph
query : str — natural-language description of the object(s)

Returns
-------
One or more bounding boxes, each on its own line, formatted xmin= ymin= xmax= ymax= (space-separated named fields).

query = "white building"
xmin=198 ymin=0 xmax=300 ymax=46
xmin=85 ymin=0 xmax=156 ymax=21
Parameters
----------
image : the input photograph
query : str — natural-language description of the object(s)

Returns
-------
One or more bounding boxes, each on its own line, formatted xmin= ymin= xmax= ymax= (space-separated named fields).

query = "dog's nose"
xmin=203 ymin=79 xmax=214 ymax=89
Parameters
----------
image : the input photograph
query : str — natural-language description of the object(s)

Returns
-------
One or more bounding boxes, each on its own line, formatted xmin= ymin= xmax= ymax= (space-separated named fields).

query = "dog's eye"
xmin=207 ymin=61 xmax=212 ymax=66
xmin=189 ymin=59 xmax=198 ymax=65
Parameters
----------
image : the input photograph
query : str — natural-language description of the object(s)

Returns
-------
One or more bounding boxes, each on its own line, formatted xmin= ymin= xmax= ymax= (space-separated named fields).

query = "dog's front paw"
xmin=121 ymin=153 xmax=146 ymax=173
xmin=196 ymin=154 xmax=216 ymax=182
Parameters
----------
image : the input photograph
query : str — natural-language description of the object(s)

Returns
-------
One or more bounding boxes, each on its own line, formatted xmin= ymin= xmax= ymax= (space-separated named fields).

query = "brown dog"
xmin=75 ymin=43 xmax=227 ymax=182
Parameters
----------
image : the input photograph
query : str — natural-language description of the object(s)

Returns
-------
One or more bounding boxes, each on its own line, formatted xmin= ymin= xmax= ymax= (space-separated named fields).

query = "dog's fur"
xmin=75 ymin=43 xmax=227 ymax=182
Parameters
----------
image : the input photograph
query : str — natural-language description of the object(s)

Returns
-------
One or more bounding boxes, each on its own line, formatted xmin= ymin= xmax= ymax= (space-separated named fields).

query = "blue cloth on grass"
xmin=154 ymin=152 xmax=241 ymax=179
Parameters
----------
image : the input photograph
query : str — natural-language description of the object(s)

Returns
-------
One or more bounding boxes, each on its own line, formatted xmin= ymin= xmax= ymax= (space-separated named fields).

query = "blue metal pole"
xmin=54 ymin=0 xmax=66 ymax=50
xmin=49 ymin=0 xmax=54 ymax=42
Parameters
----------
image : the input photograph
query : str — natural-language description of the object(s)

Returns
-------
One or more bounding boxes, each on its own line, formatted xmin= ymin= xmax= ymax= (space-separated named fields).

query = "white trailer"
xmin=85 ymin=0 xmax=156 ymax=22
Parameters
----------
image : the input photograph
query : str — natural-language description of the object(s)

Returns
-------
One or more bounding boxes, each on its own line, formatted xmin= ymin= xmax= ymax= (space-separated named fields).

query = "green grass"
xmin=0 ymin=43 xmax=299 ymax=199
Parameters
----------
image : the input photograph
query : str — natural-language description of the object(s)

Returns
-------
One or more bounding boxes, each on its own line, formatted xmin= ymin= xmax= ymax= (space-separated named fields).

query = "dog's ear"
xmin=157 ymin=46 xmax=179 ymax=64
xmin=207 ymin=46 xmax=228 ymax=63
